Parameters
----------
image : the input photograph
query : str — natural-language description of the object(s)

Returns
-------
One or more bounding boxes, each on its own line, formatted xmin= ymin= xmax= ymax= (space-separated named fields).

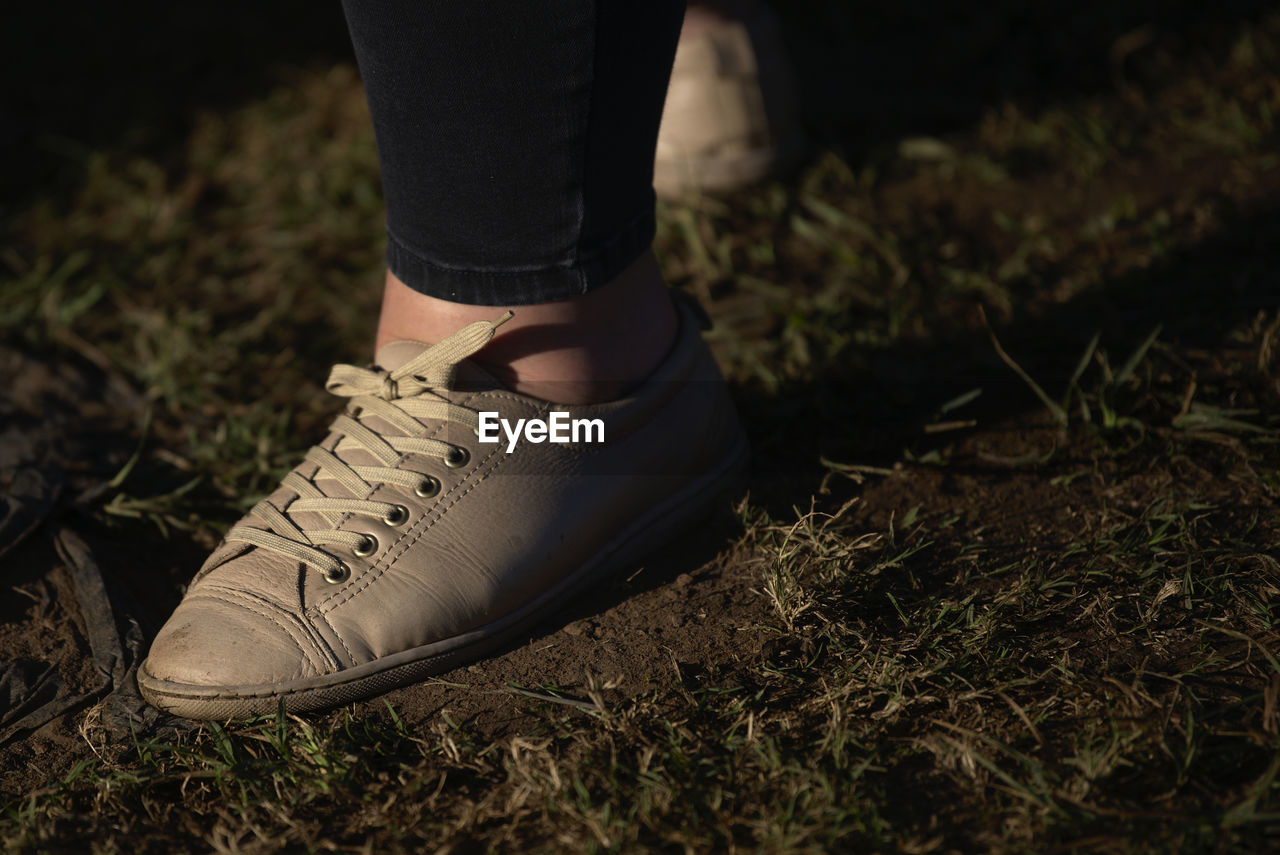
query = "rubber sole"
xmin=137 ymin=435 xmax=750 ymax=720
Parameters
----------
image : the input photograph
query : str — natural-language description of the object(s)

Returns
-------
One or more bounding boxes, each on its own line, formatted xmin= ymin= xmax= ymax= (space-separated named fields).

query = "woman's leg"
xmin=138 ymin=1 xmax=749 ymax=719
xmin=344 ymin=0 xmax=687 ymax=403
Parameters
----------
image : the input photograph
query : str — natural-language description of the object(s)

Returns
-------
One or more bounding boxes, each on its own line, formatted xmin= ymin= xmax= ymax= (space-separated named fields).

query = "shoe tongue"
xmin=374 ymin=339 xmax=505 ymax=392
xmin=374 ymin=340 xmax=430 ymax=373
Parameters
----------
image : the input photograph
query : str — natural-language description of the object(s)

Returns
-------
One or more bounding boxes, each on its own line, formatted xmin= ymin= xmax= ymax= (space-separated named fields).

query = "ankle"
xmin=375 ymin=251 xmax=678 ymax=405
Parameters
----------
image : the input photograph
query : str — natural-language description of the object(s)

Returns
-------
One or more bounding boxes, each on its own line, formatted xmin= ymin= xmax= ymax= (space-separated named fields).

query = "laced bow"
xmin=226 ymin=312 xmax=513 ymax=582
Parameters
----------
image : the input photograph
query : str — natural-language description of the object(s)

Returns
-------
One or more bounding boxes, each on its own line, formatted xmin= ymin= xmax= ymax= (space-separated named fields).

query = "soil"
xmin=0 ymin=465 xmax=773 ymax=799
xmin=0 ymin=341 xmax=777 ymax=797
xmin=4 ymin=314 xmax=1272 ymax=805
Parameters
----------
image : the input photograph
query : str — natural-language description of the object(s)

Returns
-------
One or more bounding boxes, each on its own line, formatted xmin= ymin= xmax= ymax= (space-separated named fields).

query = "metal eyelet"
xmin=324 ymin=562 xmax=351 ymax=584
xmin=415 ymin=477 xmax=441 ymax=498
xmin=352 ymin=534 xmax=379 ymax=558
xmin=444 ymin=446 xmax=470 ymax=468
xmin=383 ymin=504 xmax=410 ymax=527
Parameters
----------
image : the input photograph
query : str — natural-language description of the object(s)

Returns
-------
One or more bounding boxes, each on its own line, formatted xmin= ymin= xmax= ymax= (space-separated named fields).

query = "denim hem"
xmin=385 ymin=203 xmax=656 ymax=307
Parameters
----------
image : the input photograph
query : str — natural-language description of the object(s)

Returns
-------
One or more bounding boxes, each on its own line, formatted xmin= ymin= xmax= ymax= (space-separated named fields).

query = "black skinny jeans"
xmin=340 ymin=0 xmax=687 ymax=306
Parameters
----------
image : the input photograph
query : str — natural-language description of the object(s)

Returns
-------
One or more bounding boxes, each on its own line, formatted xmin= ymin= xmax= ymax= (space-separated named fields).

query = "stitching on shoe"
xmin=312 ymin=393 xmax=481 ymax=601
xmin=317 ymin=441 xmax=509 ymax=613
xmin=310 ymin=608 xmax=360 ymax=667
xmin=196 ymin=588 xmax=321 ymax=673
xmin=294 ymin=410 xmax=452 ymax=544
xmin=289 ymin=599 xmax=347 ymax=672
xmin=183 ymin=592 xmax=314 ymax=679
xmin=373 ymin=444 xmax=506 ymax=578
xmin=193 ymin=542 xmax=251 ymax=584
xmin=313 ymin=388 xmax=506 ymax=609
xmin=305 ymin=386 xmax=503 ymax=593
xmin=196 ymin=586 xmax=331 ymax=677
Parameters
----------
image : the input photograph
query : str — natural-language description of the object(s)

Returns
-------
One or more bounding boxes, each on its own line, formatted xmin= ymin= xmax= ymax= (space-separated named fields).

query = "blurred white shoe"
xmin=654 ymin=2 xmax=805 ymax=198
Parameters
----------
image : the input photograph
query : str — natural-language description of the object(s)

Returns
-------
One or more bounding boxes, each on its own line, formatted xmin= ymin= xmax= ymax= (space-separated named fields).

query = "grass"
xmin=4 ymin=3 xmax=1280 ymax=853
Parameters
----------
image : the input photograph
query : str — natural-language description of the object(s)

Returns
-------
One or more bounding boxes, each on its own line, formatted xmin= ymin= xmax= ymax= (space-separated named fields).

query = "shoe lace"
xmin=226 ymin=312 xmax=512 ymax=583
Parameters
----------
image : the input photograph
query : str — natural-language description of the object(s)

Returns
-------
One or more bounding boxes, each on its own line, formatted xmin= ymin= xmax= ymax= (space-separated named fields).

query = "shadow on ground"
xmin=781 ymin=0 xmax=1277 ymax=157
xmin=3 ymin=0 xmax=1275 ymax=202
xmin=740 ymin=197 xmax=1280 ymax=518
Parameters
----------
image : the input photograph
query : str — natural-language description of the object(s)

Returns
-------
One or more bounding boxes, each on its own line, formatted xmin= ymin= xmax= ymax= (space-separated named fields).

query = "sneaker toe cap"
xmin=142 ymin=592 xmax=327 ymax=690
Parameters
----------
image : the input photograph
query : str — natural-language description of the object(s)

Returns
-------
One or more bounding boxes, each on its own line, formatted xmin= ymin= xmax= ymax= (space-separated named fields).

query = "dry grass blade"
xmin=1113 ymin=325 xmax=1162 ymax=387
xmin=504 ymin=684 xmax=601 ymax=713
xmin=979 ymin=306 xmax=1069 ymax=426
